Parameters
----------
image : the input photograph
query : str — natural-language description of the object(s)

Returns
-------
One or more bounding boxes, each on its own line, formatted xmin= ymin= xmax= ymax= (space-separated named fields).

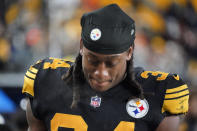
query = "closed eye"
xmin=87 ymin=58 xmax=99 ymax=66
xmin=105 ymin=61 xmax=118 ymax=68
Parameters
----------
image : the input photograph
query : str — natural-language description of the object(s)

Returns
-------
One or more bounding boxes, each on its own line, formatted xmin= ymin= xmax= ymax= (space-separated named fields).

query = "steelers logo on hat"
xmin=126 ymin=98 xmax=149 ymax=119
xmin=90 ymin=28 xmax=101 ymax=41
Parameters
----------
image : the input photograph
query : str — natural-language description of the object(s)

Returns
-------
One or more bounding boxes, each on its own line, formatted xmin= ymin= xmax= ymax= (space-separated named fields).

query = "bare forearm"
xmin=26 ymin=99 xmax=47 ymax=131
xmin=156 ymin=116 xmax=180 ymax=131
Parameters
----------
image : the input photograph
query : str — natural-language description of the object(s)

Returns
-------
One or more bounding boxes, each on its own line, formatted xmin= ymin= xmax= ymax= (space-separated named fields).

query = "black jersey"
xmin=22 ymin=57 xmax=189 ymax=131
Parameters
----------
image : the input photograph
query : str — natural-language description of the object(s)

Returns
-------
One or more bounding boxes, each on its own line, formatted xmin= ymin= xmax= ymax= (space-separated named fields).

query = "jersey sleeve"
xmin=134 ymin=68 xmax=189 ymax=116
xmin=22 ymin=59 xmax=43 ymax=97
xmin=161 ymin=74 xmax=189 ymax=116
xmin=22 ymin=57 xmax=73 ymax=97
xmin=22 ymin=57 xmax=73 ymax=119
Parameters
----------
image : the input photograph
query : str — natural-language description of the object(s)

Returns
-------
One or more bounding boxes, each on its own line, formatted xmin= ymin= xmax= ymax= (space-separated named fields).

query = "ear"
xmin=80 ymin=39 xmax=83 ymax=55
xmin=126 ymin=46 xmax=133 ymax=60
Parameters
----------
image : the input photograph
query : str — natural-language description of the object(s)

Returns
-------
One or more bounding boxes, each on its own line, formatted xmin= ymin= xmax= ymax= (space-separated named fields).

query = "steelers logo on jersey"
xmin=90 ymin=28 xmax=101 ymax=41
xmin=126 ymin=98 xmax=149 ymax=119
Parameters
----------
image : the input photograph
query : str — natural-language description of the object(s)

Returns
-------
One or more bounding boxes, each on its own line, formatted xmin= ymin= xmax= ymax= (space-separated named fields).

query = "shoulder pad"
xmin=22 ymin=57 xmax=73 ymax=97
xmin=162 ymin=74 xmax=189 ymax=115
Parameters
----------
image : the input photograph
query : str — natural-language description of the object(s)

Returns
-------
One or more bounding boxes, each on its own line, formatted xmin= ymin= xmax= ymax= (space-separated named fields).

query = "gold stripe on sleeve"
xmin=165 ymin=90 xmax=189 ymax=99
xmin=162 ymin=95 xmax=189 ymax=114
xmin=29 ymin=66 xmax=38 ymax=74
xmin=25 ymin=71 xmax=36 ymax=79
xmin=166 ymin=84 xmax=188 ymax=94
xmin=22 ymin=75 xmax=35 ymax=97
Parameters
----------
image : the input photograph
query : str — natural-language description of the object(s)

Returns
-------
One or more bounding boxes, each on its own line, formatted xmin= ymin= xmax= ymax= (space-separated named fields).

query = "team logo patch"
xmin=90 ymin=28 xmax=101 ymax=41
xmin=90 ymin=96 xmax=101 ymax=108
xmin=126 ymin=98 xmax=149 ymax=119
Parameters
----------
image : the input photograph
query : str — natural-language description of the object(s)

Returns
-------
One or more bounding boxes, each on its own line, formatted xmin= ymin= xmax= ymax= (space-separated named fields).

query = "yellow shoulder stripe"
xmin=166 ymin=84 xmax=188 ymax=94
xmin=22 ymin=62 xmax=39 ymax=97
xmin=165 ymin=89 xmax=189 ymax=99
xmin=29 ymin=66 xmax=38 ymax=74
xmin=22 ymin=75 xmax=35 ymax=97
xmin=162 ymin=95 xmax=189 ymax=114
xmin=25 ymin=70 xmax=36 ymax=79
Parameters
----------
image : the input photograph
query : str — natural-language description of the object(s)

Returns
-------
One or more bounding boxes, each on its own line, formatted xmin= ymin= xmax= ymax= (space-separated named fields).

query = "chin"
xmin=90 ymin=83 xmax=112 ymax=92
xmin=94 ymin=87 xmax=108 ymax=92
xmin=87 ymin=78 xmax=114 ymax=92
xmin=92 ymin=87 xmax=108 ymax=92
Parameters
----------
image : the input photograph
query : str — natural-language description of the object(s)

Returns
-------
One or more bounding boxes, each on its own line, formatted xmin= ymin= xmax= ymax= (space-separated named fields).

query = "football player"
xmin=22 ymin=4 xmax=189 ymax=131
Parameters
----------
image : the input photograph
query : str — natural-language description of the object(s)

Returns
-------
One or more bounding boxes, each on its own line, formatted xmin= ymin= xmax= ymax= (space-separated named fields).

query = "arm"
xmin=156 ymin=116 xmax=180 ymax=131
xmin=26 ymin=99 xmax=47 ymax=131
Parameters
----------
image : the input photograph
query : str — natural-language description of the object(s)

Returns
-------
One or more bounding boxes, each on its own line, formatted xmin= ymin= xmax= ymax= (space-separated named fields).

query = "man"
xmin=22 ymin=4 xmax=189 ymax=131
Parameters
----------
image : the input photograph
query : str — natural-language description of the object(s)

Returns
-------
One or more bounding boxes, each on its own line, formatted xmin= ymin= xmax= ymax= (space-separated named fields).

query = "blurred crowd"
xmin=0 ymin=0 xmax=197 ymax=130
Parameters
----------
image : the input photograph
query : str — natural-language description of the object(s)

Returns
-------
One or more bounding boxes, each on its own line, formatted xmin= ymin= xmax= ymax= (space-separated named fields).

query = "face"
xmin=80 ymin=42 xmax=133 ymax=92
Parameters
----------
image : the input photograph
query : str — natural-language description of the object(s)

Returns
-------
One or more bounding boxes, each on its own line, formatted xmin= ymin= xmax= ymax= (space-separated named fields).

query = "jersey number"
xmin=141 ymin=71 xmax=169 ymax=81
xmin=43 ymin=58 xmax=71 ymax=69
xmin=51 ymin=113 xmax=135 ymax=131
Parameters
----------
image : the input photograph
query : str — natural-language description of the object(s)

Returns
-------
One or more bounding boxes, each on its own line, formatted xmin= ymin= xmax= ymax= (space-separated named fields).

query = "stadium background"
xmin=0 ymin=0 xmax=197 ymax=130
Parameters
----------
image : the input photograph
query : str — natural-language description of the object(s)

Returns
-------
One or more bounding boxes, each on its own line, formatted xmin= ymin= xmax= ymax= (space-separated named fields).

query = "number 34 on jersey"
xmin=51 ymin=113 xmax=135 ymax=131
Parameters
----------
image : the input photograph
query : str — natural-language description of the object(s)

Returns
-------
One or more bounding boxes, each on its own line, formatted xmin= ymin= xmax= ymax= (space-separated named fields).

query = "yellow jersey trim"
xmin=29 ymin=66 xmax=38 ymax=74
xmin=22 ymin=75 xmax=35 ymax=97
xmin=25 ymin=70 xmax=36 ymax=79
xmin=165 ymin=89 xmax=189 ymax=99
xmin=162 ymin=84 xmax=189 ymax=114
xmin=166 ymin=84 xmax=188 ymax=94
xmin=162 ymin=95 xmax=189 ymax=114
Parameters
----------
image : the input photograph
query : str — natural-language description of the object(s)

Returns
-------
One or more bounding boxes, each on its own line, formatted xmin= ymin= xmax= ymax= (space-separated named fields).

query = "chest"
xmin=36 ymin=73 xmax=164 ymax=131
xmin=39 ymin=92 xmax=163 ymax=131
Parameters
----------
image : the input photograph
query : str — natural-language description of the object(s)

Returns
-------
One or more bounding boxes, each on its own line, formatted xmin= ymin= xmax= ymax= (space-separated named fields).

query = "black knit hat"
xmin=81 ymin=4 xmax=135 ymax=54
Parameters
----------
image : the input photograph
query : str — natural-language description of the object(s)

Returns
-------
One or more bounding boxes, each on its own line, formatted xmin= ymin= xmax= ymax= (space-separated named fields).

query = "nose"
xmin=93 ymin=63 xmax=110 ymax=81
